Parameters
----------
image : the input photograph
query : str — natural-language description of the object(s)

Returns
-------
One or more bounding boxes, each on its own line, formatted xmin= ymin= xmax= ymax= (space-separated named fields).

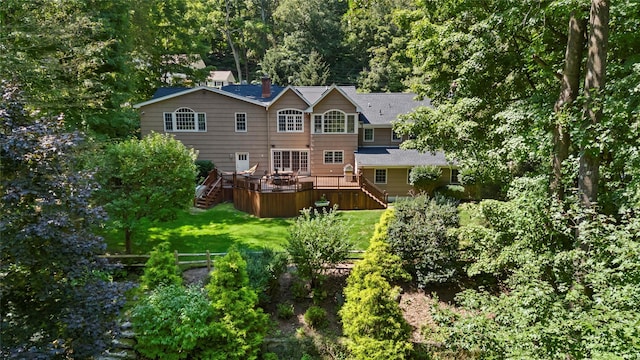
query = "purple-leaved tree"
xmin=0 ymin=82 xmax=129 ymax=359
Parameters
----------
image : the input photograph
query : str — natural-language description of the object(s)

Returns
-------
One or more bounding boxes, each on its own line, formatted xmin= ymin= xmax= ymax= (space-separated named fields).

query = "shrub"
xmin=435 ymin=184 xmax=467 ymax=200
xmin=340 ymin=212 xmax=412 ymax=360
xmin=195 ymin=159 xmax=215 ymax=183
xmin=304 ymin=305 xmax=328 ymax=329
xmin=241 ymin=248 xmax=288 ymax=305
xmin=387 ymin=194 xmax=460 ymax=287
xmin=204 ymin=247 xmax=270 ymax=360
xmin=287 ymin=205 xmax=352 ymax=288
xmin=139 ymin=242 xmax=182 ymax=291
xmin=277 ymin=303 xmax=295 ymax=320
xmin=131 ymin=284 xmax=212 ymax=360
xmin=409 ymin=165 xmax=442 ymax=193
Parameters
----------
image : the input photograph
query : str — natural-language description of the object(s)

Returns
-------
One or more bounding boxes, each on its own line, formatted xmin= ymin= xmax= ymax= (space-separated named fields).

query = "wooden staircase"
xmin=194 ymin=169 xmax=223 ymax=209
xmin=359 ymin=175 xmax=388 ymax=208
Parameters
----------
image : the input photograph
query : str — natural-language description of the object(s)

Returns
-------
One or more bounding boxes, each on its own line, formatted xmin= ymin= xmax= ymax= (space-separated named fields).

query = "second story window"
xmin=235 ymin=113 xmax=247 ymax=132
xmin=363 ymin=128 xmax=374 ymax=142
xmin=323 ymin=150 xmax=344 ymax=164
xmin=313 ymin=110 xmax=356 ymax=134
xmin=277 ymin=109 xmax=303 ymax=132
xmin=164 ymin=107 xmax=206 ymax=132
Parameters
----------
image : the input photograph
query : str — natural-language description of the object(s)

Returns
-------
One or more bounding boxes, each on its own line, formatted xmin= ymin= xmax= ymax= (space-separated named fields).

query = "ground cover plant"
xmin=103 ymin=203 xmax=382 ymax=254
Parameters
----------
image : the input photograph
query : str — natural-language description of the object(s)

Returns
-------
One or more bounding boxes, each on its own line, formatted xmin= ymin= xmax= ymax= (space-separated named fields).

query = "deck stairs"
xmin=359 ymin=176 xmax=388 ymax=208
xmin=194 ymin=170 xmax=223 ymax=209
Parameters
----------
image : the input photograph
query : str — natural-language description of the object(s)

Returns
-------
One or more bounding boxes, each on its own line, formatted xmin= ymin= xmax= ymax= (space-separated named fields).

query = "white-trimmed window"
xmin=392 ymin=130 xmax=402 ymax=142
xmin=374 ymin=169 xmax=387 ymax=184
xmin=323 ymin=150 xmax=344 ymax=164
xmin=312 ymin=110 xmax=357 ymax=134
xmin=277 ymin=109 xmax=304 ymax=132
xmin=363 ymin=128 xmax=374 ymax=142
xmin=235 ymin=112 xmax=247 ymax=132
xmin=164 ymin=107 xmax=206 ymax=132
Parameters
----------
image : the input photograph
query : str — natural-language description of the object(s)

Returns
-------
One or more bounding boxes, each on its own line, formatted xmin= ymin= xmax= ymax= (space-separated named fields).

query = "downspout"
xmin=266 ymin=106 xmax=271 ymax=172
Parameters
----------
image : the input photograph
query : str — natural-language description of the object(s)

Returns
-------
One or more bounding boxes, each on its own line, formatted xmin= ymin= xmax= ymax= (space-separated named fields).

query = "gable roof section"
xmin=133 ymin=85 xmax=282 ymax=109
xmin=355 ymin=147 xmax=451 ymax=167
xmin=267 ymin=86 xmax=311 ymax=109
xmin=301 ymin=85 xmax=362 ymax=113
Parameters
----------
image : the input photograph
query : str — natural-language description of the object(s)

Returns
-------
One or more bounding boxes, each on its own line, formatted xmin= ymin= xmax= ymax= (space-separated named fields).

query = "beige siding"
xmin=361 ymin=167 xmax=453 ymax=197
xmin=359 ymin=127 xmax=403 ymax=147
xmin=310 ymin=134 xmax=358 ymax=175
xmin=139 ymin=90 xmax=269 ymax=173
xmin=313 ymin=89 xmax=357 ymax=113
xmin=268 ymin=90 xmax=311 ymax=151
xmin=309 ymin=89 xmax=358 ymax=175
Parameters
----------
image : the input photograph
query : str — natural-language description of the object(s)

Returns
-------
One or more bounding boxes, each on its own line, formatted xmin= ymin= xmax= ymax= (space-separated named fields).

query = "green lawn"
xmin=103 ymin=203 xmax=384 ymax=254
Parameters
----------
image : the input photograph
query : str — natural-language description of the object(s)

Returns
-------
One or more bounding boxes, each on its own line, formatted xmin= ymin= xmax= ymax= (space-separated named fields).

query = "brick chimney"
xmin=261 ymin=76 xmax=271 ymax=98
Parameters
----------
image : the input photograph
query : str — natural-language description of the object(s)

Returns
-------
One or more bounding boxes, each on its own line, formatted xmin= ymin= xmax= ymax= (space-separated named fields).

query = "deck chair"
xmin=240 ymin=163 xmax=258 ymax=176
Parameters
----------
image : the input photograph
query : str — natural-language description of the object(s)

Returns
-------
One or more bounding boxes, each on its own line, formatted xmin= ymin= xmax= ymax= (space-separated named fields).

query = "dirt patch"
xmin=182 ymin=264 xmax=451 ymax=344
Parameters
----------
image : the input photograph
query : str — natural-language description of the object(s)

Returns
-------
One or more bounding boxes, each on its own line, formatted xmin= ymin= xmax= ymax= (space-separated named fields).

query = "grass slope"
xmin=103 ymin=203 xmax=383 ymax=254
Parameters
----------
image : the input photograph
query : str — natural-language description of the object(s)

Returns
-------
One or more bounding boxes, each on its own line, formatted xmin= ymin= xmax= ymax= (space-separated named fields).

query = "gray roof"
xmin=355 ymin=147 xmax=451 ymax=167
xmin=147 ymin=85 xmax=431 ymax=125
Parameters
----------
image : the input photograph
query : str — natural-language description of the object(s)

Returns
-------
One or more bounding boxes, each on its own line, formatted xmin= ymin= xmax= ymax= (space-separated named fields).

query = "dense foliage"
xmin=131 ymin=284 xmax=212 ymax=360
xmin=139 ymin=242 xmax=183 ymax=291
xmin=204 ymin=247 xmax=270 ymax=360
xmin=433 ymin=177 xmax=640 ymax=358
xmin=409 ymin=165 xmax=442 ymax=194
xmin=387 ymin=195 xmax=460 ymax=287
xmin=132 ymin=247 xmax=269 ymax=360
xmin=287 ymin=205 xmax=353 ymax=288
xmin=240 ymin=248 xmax=289 ymax=305
xmin=340 ymin=209 xmax=413 ymax=360
xmin=95 ymin=132 xmax=197 ymax=253
xmin=0 ymin=83 xmax=127 ymax=358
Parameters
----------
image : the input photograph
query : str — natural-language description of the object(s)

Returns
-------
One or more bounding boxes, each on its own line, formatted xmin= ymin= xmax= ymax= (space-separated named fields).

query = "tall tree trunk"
xmin=579 ymin=0 xmax=609 ymax=208
xmin=551 ymin=12 xmax=587 ymax=200
xmin=224 ymin=0 xmax=243 ymax=84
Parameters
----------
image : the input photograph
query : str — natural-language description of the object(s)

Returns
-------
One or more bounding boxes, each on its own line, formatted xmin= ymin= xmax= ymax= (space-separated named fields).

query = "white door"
xmin=235 ymin=152 xmax=250 ymax=172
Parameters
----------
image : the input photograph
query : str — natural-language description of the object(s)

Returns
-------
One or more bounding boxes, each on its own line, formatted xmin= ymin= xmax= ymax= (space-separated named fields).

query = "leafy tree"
xmin=387 ymin=194 xmax=459 ymax=287
xmin=95 ymin=132 xmax=197 ymax=253
xmin=131 ymin=284 xmax=213 ymax=360
xmin=0 ymin=0 xmax=141 ymax=138
xmin=139 ymin=242 xmax=183 ymax=291
xmin=437 ymin=177 xmax=640 ymax=358
xmin=409 ymin=165 xmax=442 ymax=194
xmin=204 ymin=247 xmax=270 ymax=360
xmin=0 ymin=83 xmax=127 ymax=358
xmin=287 ymin=205 xmax=353 ymax=288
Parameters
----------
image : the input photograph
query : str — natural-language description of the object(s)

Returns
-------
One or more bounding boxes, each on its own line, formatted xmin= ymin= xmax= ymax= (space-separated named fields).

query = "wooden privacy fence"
xmin=101 ymin=250 xmax=365 ymax=270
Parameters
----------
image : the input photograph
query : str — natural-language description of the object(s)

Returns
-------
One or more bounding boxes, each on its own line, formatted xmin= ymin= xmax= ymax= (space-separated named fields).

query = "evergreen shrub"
xmin=139 ymin=242 xmax=182 ymax=291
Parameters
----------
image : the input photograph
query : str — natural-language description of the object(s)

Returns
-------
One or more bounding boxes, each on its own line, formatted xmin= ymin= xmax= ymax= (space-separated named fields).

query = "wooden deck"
xmin=196 ymin=170 xmax=387 ymax=217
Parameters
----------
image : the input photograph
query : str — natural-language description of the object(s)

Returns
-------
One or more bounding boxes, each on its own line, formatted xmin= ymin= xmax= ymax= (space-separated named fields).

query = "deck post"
xmin=206 ymin=250 xmax=211 ymax=272
xmin=174 ymin=250 xmax=179 ymax=266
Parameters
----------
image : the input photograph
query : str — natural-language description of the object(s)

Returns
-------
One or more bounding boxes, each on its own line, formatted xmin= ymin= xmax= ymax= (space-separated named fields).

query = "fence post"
xmin=174 ymin=250 xmax=179 ymax=266
xmin=206 ymin=250 xmax=211 ymax=272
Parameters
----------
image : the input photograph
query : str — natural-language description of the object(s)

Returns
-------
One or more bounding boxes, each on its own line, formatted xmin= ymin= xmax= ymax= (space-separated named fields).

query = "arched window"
xmin=277 ymin=109 xmax=304 ymax=132
xmin=163 ymin=107 xmax=206 ymax=132
xmin=312 ymin=109 xmax=357 ymax=134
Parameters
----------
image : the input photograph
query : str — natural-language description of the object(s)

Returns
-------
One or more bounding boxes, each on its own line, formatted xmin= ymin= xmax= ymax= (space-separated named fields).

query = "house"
xmin=161 ymin=54 xmax=208 ymax=85
xmin=205 ymin=71 xmax=236 ymax=88
xmin=133 ymin=78 xmax=459 ymax=214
